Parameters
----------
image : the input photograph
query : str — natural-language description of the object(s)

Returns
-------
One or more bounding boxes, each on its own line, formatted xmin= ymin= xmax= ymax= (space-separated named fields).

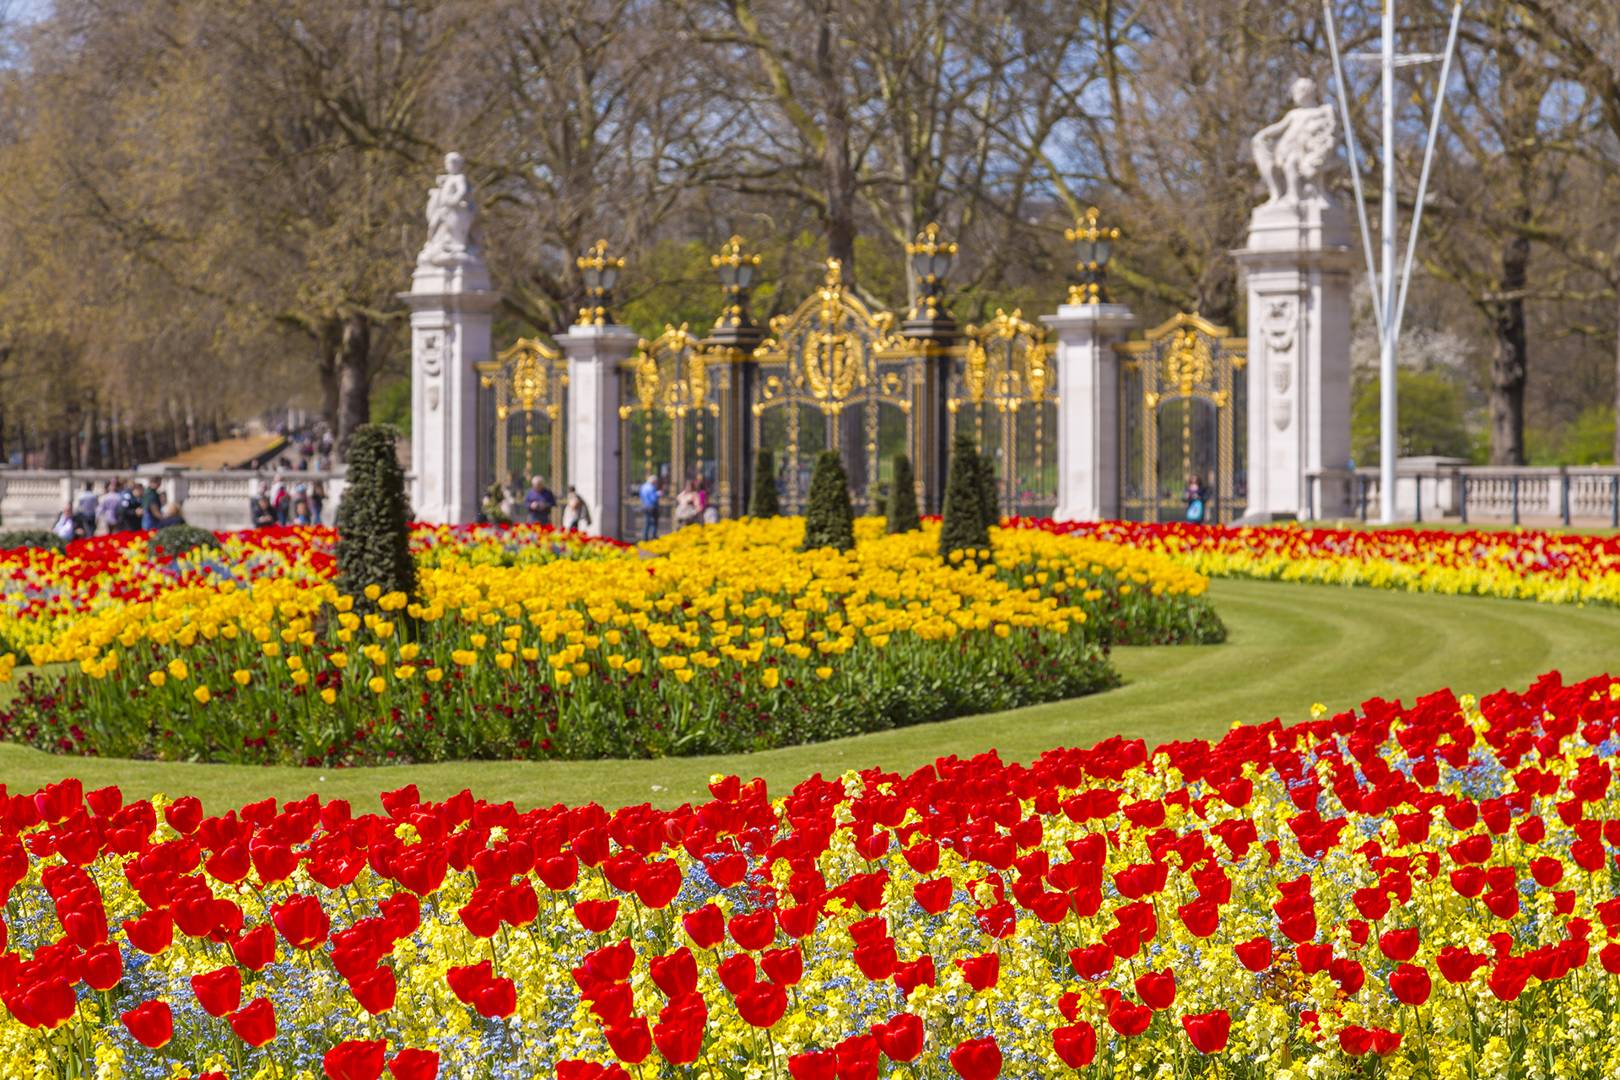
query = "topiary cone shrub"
xmin=977 ymin=450 xmax=1001 ymax=530
xmin=939 ymin=430 xmax=990 ymax=559
xmin=800 ymin=450 xmax=855 ymax=552
xmin=887 ymin=453 xmax=920 ymax=533
xmin=335 ymin=423 xmax=417 ymax=611
xmin=749 ymin=448 xmax=780 ymax=518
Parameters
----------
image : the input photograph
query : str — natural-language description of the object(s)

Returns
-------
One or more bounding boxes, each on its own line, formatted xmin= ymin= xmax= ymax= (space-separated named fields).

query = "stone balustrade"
xmin=1309 ymin=457 xmax=1620 ymax=527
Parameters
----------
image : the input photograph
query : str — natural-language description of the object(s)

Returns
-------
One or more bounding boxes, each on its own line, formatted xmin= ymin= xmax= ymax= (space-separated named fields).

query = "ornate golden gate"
xmin=1117 ymin=313 xmax=1248 ymax=523
xmin=478 ymin=337 xmax=567 ymax=500
xmin=950 ymin=309 xmax=1058 ymax=517
xmin=751 ymin=259 xmax=913 ymax=513
xmin=618 ymin=324 xmax=718 ymax=518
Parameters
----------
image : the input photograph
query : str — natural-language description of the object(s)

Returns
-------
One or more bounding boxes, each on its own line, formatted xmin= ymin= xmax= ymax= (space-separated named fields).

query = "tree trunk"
xmin=1614 ymin=288 xmax=1620 ymax=466
xmin=1488 ymin=234 xmax=1529 ymax=466
xmin=336 ymin=311 xmax=373 ymax=451
xmin=815 ymin=13 xmax=857 ymax=275
xmin=318 ymin=318 xmax=342 ymax=434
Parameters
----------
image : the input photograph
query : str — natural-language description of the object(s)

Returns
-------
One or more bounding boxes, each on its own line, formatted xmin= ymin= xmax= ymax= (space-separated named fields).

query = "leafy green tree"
xmin=800 ymin=451 xmax=855 ymax=552
xmin=335 ymin=424 xmax=417 ymax=610
xmin=940 ymin=431 xmax=990 ymax=558
xmin=749 ymin=448 xmax=781 ymax=518
xmin=1351 ymin=369 xmax=1475 ymax=465
xmin=886 ymin=453 xmax=920 ymax=533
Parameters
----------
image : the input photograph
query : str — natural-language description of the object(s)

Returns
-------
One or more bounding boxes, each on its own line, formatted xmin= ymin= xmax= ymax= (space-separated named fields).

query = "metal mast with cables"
xmin=1322 ymin=0 xmax=1463 ymax=523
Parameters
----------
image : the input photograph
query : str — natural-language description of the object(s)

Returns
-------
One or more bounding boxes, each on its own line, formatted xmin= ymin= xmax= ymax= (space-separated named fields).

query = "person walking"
xmin=140 ymin=482 xmax=163 ymax=530
xmin=637 ymin=473 xmax=661 ymax=541
xmin=51 ymin=505 xmax=77 ymax=543
xmin=310 ymin=479 xmax=326 ymax=523
xmin=97 ymin=481 xmax=123 ymax=535
xmin=524 ymin=475 xmax=557 ymax=526
xmin=73 ymin=482 xmax=98 ymax=537
xmin=251 ymin=494 xmax=277 ymax=528
xmin=674 ymin=479 xmax=702 ymax=530
xmin=561 ymin=486 xmax=592 ymax=532
xmin=1184 ymin=474 xmax=1207 ymax=524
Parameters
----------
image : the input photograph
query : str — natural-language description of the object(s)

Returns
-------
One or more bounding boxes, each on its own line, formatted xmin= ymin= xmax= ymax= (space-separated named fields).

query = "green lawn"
xmin=3 ymin=577 xmax=1617 ymax=813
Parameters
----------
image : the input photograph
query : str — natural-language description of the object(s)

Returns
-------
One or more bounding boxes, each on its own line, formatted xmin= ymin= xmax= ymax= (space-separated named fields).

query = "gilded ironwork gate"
xmin=618 ymin=324 xmax=718 ymax=523
xmin=950 ymin=310 xmax=1058 ymax=517
xmin=751 ymin=259 xmax=912 ymax=513
xmin=1118 ymin=313 xmax=1248 ymax=523
xmin=478 ymin=337 xmax=567 ymax=502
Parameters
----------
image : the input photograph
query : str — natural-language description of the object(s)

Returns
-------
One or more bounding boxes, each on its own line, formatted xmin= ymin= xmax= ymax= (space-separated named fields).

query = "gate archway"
xmin=479 ymin=336 xmax=567 ymax=502
xmin=751 ymin=259 xmax=911 ymax=513
xmin=952 ymin=309 xmax=1058 ymax=517
xmin=618 ymin=324 xmax=718 ymax=526
xmin=1117 ymin=313 xmax=1248 ymax=523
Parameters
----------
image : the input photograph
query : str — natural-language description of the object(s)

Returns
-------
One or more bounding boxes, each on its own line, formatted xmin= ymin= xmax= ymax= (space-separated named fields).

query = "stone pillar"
xmin=562 ymin=324 xmax=637 ymax=539
xmin=1041 ymin=303 xmax=1137 ymax=522
xmin=1232 ymin=201 xmax=1355 ymax=519
xmin=401 ymin=152 xmax=496 ymax=526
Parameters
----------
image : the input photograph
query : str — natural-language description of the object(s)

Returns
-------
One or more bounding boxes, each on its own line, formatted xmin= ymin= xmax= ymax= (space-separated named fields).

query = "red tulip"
xmin=914 ymin=877 xmax=953 ymax=914
xmin=192 ymin=966 xmax=243 ymax=1017
xmin=1378 ymin=927 xmax=1419 ymax=962
xmin=787 ymin=1050 xmax=837 ymax=1080
xmin=633 ymin=860 xmax=683 ymax=909
xmin=123 ymin=909 xmax=173 ymax=955
xmin=957 ymin=952 xmax=1000 ymax=992
xmin=387 ymin=1048 xmax=440 ymax=1080
xmin=650 ymin=947 xmax=699 ymax=999
xmin=605 ymin=1018 xmax=651 ymax=1064
xmin=121 ymin=1000 xmax=173 ymax=1049
xmin=1053 ymin=1021 xmax=1097 ymax=1068
xmin=474 ymin=978 xmax=517 ymax=1018
xmin=1182 ymin=1010 xmax=1230 ymax=1054
xmin=230 ymin=997 xmax=277 ymax=1047
xmin=1134 ymin=968 xmax=1176 ymax=1010
xmin=761 ymin=945 xmax=804 ymax=987
xmin=871 ymin=1012 xmax=923 ymax=1062
xmin=273 ymin=894 xmax=331 ymax=950
xmin=682 ymin=904 xmax=726 ymax=949
xmin=729 ymin=909 xmax=776 ymax=951
xmin=351 ymin=965 xmax=397 ymax=1015
xmin=1178 ymin=898 xmax=1219 ymax=937
xmin=735 ymin=981 xmax=787 ymax=1028
xmin=232 ymin=924 xmax=276 ymax=970
xmin=574 ymin=899 xmax=619 ymax=933
xmin=949 ymin=1036 xmax=1002 ymax=1080
xmin=1388 ymin=962 xmax=1431 ymax=1006
xmin=164 ymin=796 xmax=203 ymax=834
xmin=1107 ymin=998 xmax=1153 ymax=1037
xmin=80 ymin=942 xmax=123 ymax=991
xmin=323 ymin=1039 xmax=387 ymax=1080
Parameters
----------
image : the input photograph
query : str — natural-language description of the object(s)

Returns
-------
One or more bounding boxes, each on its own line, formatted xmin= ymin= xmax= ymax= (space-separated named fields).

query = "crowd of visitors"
xmin=53 ymin=479 xmax=187 ymax=540
xmin=638 ymin=473 xmax=716 ymax=541
xmin=249 ymin=475 xmax=326 ymax=527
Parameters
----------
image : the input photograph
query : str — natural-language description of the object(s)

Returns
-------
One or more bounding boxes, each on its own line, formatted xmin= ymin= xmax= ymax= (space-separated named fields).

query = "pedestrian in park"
xmin=270 ymin=477 xmax=291 ymax=525
xmin=562 ymin=486 xmax=592 ymax=532
xmin=52 ymin=505 xmax=77 ymax=542
xmin=638 ymin=473 xmax=661 ymax=542
xmin=73 ymin=482 xmax=97 ymax=537
xmin=674 ymin=479 xmax=702 ymax=530
xmin=251 ymin=494 xmax=277 ymax=528
xmin=155 ymin=502 xmax=186 ymax=528
xmin=309 ymin=479 xmax=326 ymax=523
xmin=1184 ymin=474 xmax=1207 ymax=524
xmin=291 ymin=496 xmax=314 ymax=525
xmin=121 ymin=483 xmax=145 ymax=532
xmin=524 ymin=475 xmax=557 ymax=525
xmin=140 ymin=482 xmax=162 ymax=530
xmin=97 ymin=481 xmax=123 ymax=535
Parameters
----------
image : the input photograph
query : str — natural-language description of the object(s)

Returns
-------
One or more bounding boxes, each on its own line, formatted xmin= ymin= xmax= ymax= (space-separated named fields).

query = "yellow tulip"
xmin=232 ymin=670 xmax=252 ymax=686
xmin=192 ymin=686 xmax=210 ymax=704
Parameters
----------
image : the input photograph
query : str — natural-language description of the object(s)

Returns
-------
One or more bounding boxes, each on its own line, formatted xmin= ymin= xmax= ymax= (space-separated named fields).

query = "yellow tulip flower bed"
xmin=0 ymin=519 xmax=1220 ymax=764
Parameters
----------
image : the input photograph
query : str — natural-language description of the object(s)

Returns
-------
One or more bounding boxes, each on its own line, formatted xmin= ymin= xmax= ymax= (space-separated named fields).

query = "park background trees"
xmin=0 ymin=0 xmax=1616 ymax=469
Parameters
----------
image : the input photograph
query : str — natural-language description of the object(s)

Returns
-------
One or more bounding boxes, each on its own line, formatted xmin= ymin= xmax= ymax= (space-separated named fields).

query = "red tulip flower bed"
xmin=2 ymin=671 xmax=1619 ymax=1078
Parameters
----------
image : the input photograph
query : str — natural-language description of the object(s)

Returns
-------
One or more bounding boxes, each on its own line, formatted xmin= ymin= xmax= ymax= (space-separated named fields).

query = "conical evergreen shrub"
xmin=749 ymin=448 xmax=780 ymax=518
xmin=335 ymin=423 xmax=417 ymax=611
xmin=800 ymin=450 xmax=855 ymax=552
xmin=978 ymin=451 xmax=1001 ymax=530
xmin=939 ymin=430 xmax=990 ymax=558
xmin=886 ymin=454 xmax=920 ymax=533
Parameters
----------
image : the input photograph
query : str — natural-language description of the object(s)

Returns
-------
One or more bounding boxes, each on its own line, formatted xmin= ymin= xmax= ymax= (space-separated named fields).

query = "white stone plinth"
xmin=561 ymin=324 xmax=638 ymax=539
xmin=1233 ymin=200 xmax=1355 ymax=519
xmin=1040 ymin=303 xmax=1138 ymax=522
xmin=401 ymin=262 xmax=497 ymax=526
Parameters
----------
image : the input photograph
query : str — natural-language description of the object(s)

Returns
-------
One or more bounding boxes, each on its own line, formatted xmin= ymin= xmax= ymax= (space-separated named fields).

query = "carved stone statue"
xmin=1252 ymin=78 xmax=1337 ymax=207
xmin=418 ymin=152 xmax=481 ymax=267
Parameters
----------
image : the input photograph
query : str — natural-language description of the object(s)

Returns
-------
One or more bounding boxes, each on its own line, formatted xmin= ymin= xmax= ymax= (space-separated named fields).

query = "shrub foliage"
xmin=886 ymin=454 xmax=920 ymax=534
xmin=0 ymin=530 xmax=65 ymax=553
xmin=150 ymin=524 xmax=220 ymax=560
xmin=749 ymin=448 xmax=780 ymax=519
xmin=335 ymin=423 xmax=417 ymax=607
xmin=939 ymin=431 xmax=990 ymax=558
xmin=800 ymin=451 xmax=855 ymax=552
